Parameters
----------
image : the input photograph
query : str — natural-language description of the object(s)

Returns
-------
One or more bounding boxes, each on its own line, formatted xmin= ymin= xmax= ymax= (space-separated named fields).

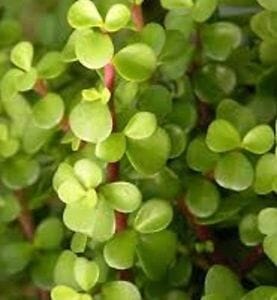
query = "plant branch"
xmin=131 ymin=4 xmax=144 ymax=31
xmin=239 ymin=245 xmax=264 ymax=277
xmin=34 ymin=79 xmax=48 ymax=97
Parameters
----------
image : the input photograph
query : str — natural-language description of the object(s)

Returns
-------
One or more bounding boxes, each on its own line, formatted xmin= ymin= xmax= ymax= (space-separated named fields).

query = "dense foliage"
xmin=0 ymin=0 xmax=277 ymax=299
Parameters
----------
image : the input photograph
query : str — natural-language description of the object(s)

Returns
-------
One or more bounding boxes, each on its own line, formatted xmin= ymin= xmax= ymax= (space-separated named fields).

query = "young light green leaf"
xmin=192 ymin=0 xmax=218 ymax=23
xmin=102 ymin=281 xmax=141 ymax=300
xmin=263 ymin=233 xmax=277 ymax=265
xmin=95 ymin=133 xmax=126 ymax=162
xmin=57 ymin=177 xmax=86 ymax=204
xmin=126 ymin=127 xmax=170 ymax=175
xmin=258 ymin=208 xmax=277 ymax=236
xmin=113 ymin=43 xmax=157 ymax=82
xmin=74 ymin=257 xmax=99 ymax=291
xmin=242 ymin=287 xmax=277 ymax=300
xmin=34 ymin=218 xmax=64 ymax=250
xmin=10 ymin=41 xmax=33 ymax=71
xmin=206 ymin=119 xmax=241 ymax=152
xmin=51 ymin=285 xmax=79 ymax=300
xmin=67 ymin=0 xmax=103 ymax=29
xmin=160 ymin=0 xmax=193 ymax=9
xmin=124 ymin=112 xmax=157 ymax=140
xmin=257 ymin=0 xmax=277 ymax=11
xmin=239 ymin=214 xmax=264 ymax=247
xmin=134 ymin=199 xmax=173 ymax=233
xmin=33 ymin=93 xmax=64 ymax=129
xmin=186 ymin=178 xmax=220 ymax=218
xmin=16 ymin=68 xmax=37 ymax=92
xmin=242 ymin=125 xmax=274 ymax=154
xmin=53 ymin=162 xmax=75 ymax=191
xmin=100 ymin=181 xmax=142 ymax=213
xmin=215 ymin=152 xmax=254 ymax=191
xmin=74 ymin=159 xmax=103 ymax=189
xmin=75 ymin=29 xmax=114 ymax=69
xmin=104 ymin=230 xmax=137 ymax=270
xmin=69 ymin=101 xmax=112 ymax=143
xmin=204 ymin=265 xmax=245 ymax=299
xmin=71 ymin=233 xmax=87 ymax=254
xmin=164 ymin=124 xmax=187 ymax=158
xmin=104 ymin=4 xmax=131 ymax=32
xmin=0 ymin=194 xmax=20 ymax=223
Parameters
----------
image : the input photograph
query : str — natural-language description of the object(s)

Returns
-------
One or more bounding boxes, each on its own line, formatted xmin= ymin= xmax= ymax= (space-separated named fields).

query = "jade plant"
xmin=0 ymin=0 xmax=277 ymax=299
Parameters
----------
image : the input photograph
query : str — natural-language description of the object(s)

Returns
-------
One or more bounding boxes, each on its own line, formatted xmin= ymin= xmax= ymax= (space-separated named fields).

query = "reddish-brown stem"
xmin=177 ymin=198 xmax=236 ymax=269
xmin=15 ymin=190 xmax=49 ymax=299
xmin=131 ymin=4 xmax=144 ymax=31
xmin=239 ymin=245 xmax=264 ymax=277
xmin=34 ymin=79 xmax=48 ymax=97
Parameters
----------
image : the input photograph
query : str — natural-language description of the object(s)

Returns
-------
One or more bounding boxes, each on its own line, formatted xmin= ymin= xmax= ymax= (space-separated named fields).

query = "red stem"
xmin=34 ymin=79 xmax=48 ymax=97
xmin=239 ymin=245 xmax=264 ymax=277
xmin=131 ymin=4 xmax=144 ymax=31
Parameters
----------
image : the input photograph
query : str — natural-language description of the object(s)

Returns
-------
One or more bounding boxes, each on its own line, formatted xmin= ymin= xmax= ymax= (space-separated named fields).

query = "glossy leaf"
xmin=10 ymin=41 xmax=33 ymax=71
xmin=70 ymin=101 xmax=112 ymax=143
xmin=160 ymin=0 xmax=193 ymax=9
xmin=214 ymin=152 xmax=254 ymax=191
xmin=51 ymin=285 xmax=79 ymax=300
xmin=242 ymin=125 xmax=274 ymax=154
xmin=124 ymin=112 xmax=157 ymax=140
xmin=258 ymin=208 xmax=277 ymax=236
xmin=36 ymin=52 xmax=66 ymax=79
xmin=75 ymin=30 xmax=114 ymax=69
xmin=239 ymin=214 xmax=264 ymax=247
xmin=67 ymin=0 xmax=103 ymax=29
xmin=33 ymin=93 xmax=64 ymax=129
xmin=134 ymin=199 xmax=173 ymax=234
xmin=206 ymin=120 xmax=241 ymax=152
xmin=104 ymin=230 xmax=137 ymax=269
xmin=113 ymin=43 xmax=157 ymax=82
xmin=164 ymin=124 xmax=187 ymax=158
xmin=104 ymin=4 xmax=130 ymax=32
xmin=263 ymin=234 xmax=277 ymax=265
xmin=102 ymin=281 xmax=141 ymax=300
xmin=192 ymin=0 xmax=218 ymax=22
xmin=100 ymin=181 xmax=142 ymax=213
xmin=257 ymin=0 xmax=277 ymax=11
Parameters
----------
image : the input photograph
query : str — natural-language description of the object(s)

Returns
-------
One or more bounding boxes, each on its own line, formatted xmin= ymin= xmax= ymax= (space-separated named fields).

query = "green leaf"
xmin=36 ymin=52 xmax=66 ymax=79
xmin=104 ymin=230 xmax=137 ymax=269
xmin=263 ymin=233 xmax=277 ymax=265
xmin=258 ymin=208 xmax=277 ymax=236
xmin=100 ymin=181 xmax=142 ymax=213
xmin=10 ymin=41 xmax=33 ymax=71
xmin=75 ymin=30 xmax=114 ymax=69
xmin=62 ymin=31 xmax=79 ymax=62
xmin=186 ymin=136 xmax=219 ymax=173
xmin=113 ymin=43 xmax=157 ymax=82
xmin=0 ymin=19 xmax=21 ymax=47
xmin=242 ymin=125 xmax=274 ymax=154
xmin=204 ymin=265 xmax=245 ymax=300
xmin=136 ymin=230 xmax=177 ymax=280
xmin=126 ymin=127 xmax=170 ymax=175
xmin=134 ymin=199 xmax=173 ymax=233
xmin=16 ymin=68 xmax=38 ymax=92
xmin=160 ymin=0 xmax=193 ymax=9
xmin=51 ymin=285 xmax=79 ymax=300
xmin=67 ymin=0 xmax=103 ymax=29
xmin=137 ymin=85 xmax=172 ymax=119
xmin=168 ymin=256 xmax=192 ymax=287
xmin=0 ymin=194 xmax=20 ymax=223
xmin=254 ymin=154 xmax=277 ymax=194
xmin=206 ymin=120 xmax=241 ymax=152
xmin=216 ymin=99 xmax=256 ymax=136
xmin=239 ymin=214 xmax=264 ymax=247
xmin=74 ymin=159 xmax=103 ymax=189
xmin=192 ymin=0 xmax=218 ymax=23
xmin=1 ymin=156 xmax=40 ymax=189
xmin=96 ymin=133 xmax=126 ymax=162
xmin=164 ymin=124 xmax=187 ymax=158
xmin=63 ymin=195 xmax=115 ymax=241
xmin=74 ymin=257 xmax=99 ymax=291
xmin=104 ymin=4 xmax=131 ymax=32
xmin=57 ymin=177 xmax=87 ymax=204
xmin=257 ymin=0 xmax=277 ymax=11
xmin=260 ymin=40 xmax=277 ymax=64
xmin=33 ymin=93 xmax=64 ymax=129
xmin=0 ymin=242 xmax=33 ymax=275
xmin=186 ymin=178 xmax=220 ymax=218
xmin=215 ymin=152 xmax=254 ymax=191
xmin=54 ymin=250 xmax=79 ymax=289
xmin=34 ymin=218 xmax=64 ymax=250
xmin=102 ymin=281 xmax=141 ymax=300
xmin=202 ymin=22 xmax=242 ymax=61
xmin=71 ymin=233 xmax=87 ymax=254
xmin=124 ymin=112 xmax=157 ymax=140
xmin=242 ymin=286 xmax=277 ymax=300
xmin=53 ymin=163 xmax=75 ymax=191
xmin=140 ymin=23 xmax=166 ymax=56
xmin=69 ymin=101 xmax=112 ymax=143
